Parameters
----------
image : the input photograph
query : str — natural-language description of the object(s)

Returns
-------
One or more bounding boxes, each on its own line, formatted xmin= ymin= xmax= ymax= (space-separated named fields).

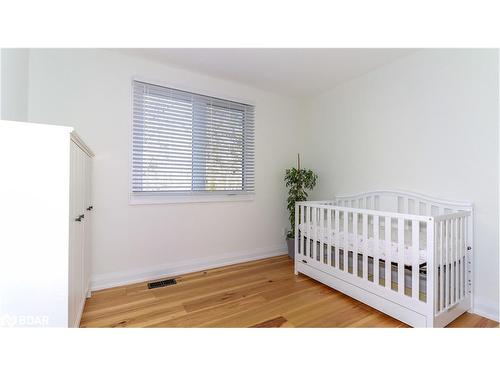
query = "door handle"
xmin=75 ymin=214 xmax=84 ymax=222
xmin=86 ymin=206 xmax=93 ymax=211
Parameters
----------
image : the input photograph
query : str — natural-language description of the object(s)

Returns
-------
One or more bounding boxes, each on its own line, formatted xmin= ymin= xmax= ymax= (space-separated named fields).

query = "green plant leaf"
xmin=284 ymin=165 xmax=318 ymax=238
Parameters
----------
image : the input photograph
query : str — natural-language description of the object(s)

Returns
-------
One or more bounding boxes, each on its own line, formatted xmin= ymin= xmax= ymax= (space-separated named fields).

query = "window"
xmin=132 ymin=80 xmax=255 ymax=202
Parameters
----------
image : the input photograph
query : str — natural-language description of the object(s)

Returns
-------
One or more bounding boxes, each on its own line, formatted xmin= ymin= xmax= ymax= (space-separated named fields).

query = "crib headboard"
xmin=334 ymin=189 xmax=473 ymax=217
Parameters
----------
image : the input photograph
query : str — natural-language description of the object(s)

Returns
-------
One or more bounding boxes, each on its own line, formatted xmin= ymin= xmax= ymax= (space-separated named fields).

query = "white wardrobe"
xmin=69 ymin=132 xmax=94 ymax=327
xmin=0 ymin=120 xmax=93 ymax=327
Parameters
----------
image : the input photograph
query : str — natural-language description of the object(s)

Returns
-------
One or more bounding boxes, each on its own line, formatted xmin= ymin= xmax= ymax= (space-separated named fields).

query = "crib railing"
xmin=296 ymin=202 xmax=433 ymax=303
xmin=434 ymin=212 xmax=471 ymax=315
xmin=335 ymin=190 xmax=474 ymax=217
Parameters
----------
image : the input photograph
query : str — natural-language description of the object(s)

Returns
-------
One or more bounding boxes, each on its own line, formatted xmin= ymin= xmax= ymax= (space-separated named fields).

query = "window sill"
xmin=130 ymin=193 xmax=255 ymax=205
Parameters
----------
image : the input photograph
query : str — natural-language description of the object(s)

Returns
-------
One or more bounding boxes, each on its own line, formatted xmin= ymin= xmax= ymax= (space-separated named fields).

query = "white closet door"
xmin=76 ymin=145 xmax=86 ymax=325
xmin=68 ymin=141 xmax=78 ymax=327
xmin=83 ymin=153 xmax=92 ymax=297
xmin=68 ymin=141 xmax=88 ymax=327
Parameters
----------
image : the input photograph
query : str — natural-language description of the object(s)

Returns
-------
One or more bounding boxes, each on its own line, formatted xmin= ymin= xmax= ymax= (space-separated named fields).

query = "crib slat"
xmin=362 ymin=213 xmax=368 ymax=280
xmin=295 ymin=203 xmax=299 ymax=260
xmin=449 ymin=218 xmax=454 ymax=305
xmin=327 ymin=208 xmax=332 ymax=266
xmin=411 ymin=220 xmax=419 ymax=300
xmin=461 ymin=217 xmax=465 ymax=298
xmin=431 ymin=220 xmax=437 ymax=314
xmin=334 ymin=209 xmax=340 ymax=269
xmin=426 ymin=219 xmax=435 ymax=315
xmin=343 ymin=210 xmax=348 ymax=272
xmin=453 ymin=218 xmax=457 ymax=304
xmin=460 ymin=218 xmax=467 ymax=298
xmin=454 ymin=218 xmax=459 ymax=302
xmin=397 ymin=218 xmax=404 ymax=294
xmin=458 ymin=217 xmax=462 ymax=299
xmin=385 ymin=216 xmax=391 ymax=290
xmin=300 ymin=204 xmax=304 ymax=256
xmin=304 ymin=207 xmax=311 ymax=256
xmin=313 ymin=207 xmax=318 ymax=262
xmin=353 ymin=212 xmax=358 ymax=277
xmin=465 ymin=218 xmax=470 ymax=296
xmin=453 ymin=218 xmax=457 ymax=305
xmin=318 ymin=207 xmax=322 ymax=262
xmin=439 ymin=220 xmax=444 ymax=312
xmin=306 ymin=207 xmax=310 ymax=258
xmin=461 ymin=218 xmax=465 ymax=298
xmin=319 ymin=208 xmax=324 ymax=264
xmin=445 ymin=219 xmax=449 ymax=308
xmin=374 ymin=215 xmax=380 ymax=285
xmin=463 ymin=217 xmax=467 ymax=298
xmin=450 ymin=218 xmax=455 ymax=304
xmin=464 ymin=217 xmax=468 ymax=297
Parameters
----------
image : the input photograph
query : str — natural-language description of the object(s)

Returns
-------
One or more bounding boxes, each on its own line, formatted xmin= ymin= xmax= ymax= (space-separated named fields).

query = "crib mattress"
xmin=298 ymin=224 xmax=426 ymax=266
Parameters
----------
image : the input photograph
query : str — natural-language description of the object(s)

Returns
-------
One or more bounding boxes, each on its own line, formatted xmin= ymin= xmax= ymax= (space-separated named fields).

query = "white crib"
xmin=294 ymin=190 xmax=473 ymax=327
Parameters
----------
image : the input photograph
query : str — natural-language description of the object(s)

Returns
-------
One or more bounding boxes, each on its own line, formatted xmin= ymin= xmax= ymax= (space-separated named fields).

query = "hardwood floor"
xmin=80 ymin=255 xmax=498 ymax=328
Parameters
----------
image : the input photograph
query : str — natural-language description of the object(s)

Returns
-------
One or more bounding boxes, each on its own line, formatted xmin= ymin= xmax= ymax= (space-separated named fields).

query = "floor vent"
xmin=148 ymin=278 xmax=177 ymax=289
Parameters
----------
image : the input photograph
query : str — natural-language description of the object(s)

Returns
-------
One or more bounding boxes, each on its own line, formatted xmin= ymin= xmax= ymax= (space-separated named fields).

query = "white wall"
xmin=0 ymin=49 xmax=29 ymax=121
xmin=302 ymin=49 xmax=499 ymax=320
xmin=27 ymin=49 xmax=301 ymax=289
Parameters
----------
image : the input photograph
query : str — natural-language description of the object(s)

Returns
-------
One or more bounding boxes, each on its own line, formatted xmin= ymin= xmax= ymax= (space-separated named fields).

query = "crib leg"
xmin=294 ymin=262 xmax=299 ymax=276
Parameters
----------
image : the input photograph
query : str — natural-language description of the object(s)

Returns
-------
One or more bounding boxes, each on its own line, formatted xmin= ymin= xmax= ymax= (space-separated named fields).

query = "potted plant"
xmin=284 ymin=154 xmax=317 ymax=259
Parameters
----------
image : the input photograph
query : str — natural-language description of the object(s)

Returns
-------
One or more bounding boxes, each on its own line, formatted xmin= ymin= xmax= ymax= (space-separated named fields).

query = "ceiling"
xmin=118 ymin=49 xmax=417 ymax=98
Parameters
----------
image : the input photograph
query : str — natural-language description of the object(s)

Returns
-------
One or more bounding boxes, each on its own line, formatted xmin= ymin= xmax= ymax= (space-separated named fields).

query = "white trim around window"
xmin=129 ymin=77 xmax=256 ymax=205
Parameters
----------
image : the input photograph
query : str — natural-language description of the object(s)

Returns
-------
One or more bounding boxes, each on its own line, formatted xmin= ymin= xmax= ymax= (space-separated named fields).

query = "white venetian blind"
xmin=132 ymin=80 xmax=255 ymax=195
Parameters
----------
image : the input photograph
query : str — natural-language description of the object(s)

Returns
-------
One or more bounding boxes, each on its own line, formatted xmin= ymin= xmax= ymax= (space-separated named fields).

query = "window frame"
xmin=129 ymin=77 xmax=256 ymax=205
